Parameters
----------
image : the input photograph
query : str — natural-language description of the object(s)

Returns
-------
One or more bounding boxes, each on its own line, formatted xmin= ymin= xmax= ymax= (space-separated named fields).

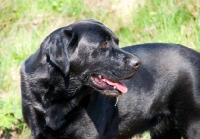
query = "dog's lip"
xmin=90 ymin=74 xmax=128 ymax=97
xmin=101 ymin=90 xmax=122 ymax=97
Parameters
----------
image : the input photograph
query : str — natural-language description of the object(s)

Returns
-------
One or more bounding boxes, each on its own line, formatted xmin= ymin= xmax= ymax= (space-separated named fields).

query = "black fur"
xmin=20 ymin=19 xmax=140 ymax=139
xmin=21 ymin=20 xmax=200 ymax=139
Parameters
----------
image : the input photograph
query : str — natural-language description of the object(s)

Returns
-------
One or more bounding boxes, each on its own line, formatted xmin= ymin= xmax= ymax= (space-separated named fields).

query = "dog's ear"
xmin=47 ymin=27 xmax=78 ymax=76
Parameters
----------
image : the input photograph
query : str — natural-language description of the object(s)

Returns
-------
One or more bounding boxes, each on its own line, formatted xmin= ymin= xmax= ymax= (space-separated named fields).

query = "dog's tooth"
xmin=114 ymin=86 xmax=116 ymax=89
xmin=102 ymin=79 xmax=106 ymax=82
xmin=98 ymin=75 xmax=102 ymax=78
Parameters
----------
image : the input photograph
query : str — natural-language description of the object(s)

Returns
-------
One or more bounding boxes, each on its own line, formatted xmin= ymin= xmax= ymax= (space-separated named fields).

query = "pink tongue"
xmin=104 ymin=78 xmax=128 ymax=94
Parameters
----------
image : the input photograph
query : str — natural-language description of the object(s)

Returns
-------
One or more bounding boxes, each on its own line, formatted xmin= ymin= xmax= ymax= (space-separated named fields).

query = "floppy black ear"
xmin=48 ymin=27 xmax=77 ymax=76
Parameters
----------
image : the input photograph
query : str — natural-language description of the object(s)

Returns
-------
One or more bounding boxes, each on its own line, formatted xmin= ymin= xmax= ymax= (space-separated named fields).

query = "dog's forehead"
xmin=71 ymin=20 xmax=118 ymax=40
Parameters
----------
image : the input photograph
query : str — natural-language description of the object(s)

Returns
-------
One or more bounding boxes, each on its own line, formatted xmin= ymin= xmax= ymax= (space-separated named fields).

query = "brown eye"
xmin=101 ymin=41 xmax=107 ymax=48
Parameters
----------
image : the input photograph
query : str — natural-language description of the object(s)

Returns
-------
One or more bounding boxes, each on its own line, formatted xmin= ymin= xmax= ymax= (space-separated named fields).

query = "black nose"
xmin=126 ymin=57 xmax=141 ymax=70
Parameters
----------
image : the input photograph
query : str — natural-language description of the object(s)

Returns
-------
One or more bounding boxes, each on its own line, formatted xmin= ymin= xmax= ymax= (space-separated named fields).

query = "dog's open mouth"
xmin=91 ymin=74 xmax=127 ymax=97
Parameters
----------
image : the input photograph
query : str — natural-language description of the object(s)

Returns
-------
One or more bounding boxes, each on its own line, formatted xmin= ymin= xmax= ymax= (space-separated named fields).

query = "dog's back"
xmin=113 ymin=43 xmax=200 ymax=139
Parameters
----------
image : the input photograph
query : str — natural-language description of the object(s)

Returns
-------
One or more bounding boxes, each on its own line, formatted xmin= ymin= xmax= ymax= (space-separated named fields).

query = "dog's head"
xmin=45 ymin=19 xmax=140 ymax=97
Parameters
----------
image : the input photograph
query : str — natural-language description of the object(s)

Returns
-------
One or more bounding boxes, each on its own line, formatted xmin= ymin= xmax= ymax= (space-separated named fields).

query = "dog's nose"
xmin=131 ymin=58 xmax=141 ymax=70
xmin=126 ymin=57 xmax=141 ymax=70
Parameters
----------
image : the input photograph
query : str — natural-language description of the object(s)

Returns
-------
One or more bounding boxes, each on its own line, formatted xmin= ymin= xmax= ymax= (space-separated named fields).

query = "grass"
xmin=0 ymin=0 xmax=200 ymax=138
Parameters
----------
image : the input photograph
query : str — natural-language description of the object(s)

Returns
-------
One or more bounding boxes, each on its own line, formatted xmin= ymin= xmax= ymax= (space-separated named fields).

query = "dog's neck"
xmin=75 ymin=86 xmax=94 ymax=103
xmin=45 ymin=56 xmax=93 ymax=102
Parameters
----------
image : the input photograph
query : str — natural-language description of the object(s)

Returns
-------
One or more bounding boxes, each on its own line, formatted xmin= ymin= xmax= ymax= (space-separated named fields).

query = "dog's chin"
xmin=100 ymin=90 xmax=122 ymax=97
xmin=90 ymin=74 xmax=128 ymax=97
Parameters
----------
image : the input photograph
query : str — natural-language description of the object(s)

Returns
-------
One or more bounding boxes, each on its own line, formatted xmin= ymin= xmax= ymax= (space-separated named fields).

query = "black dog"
xmin=118 ymin=44 xmax=200 ymax=139
xmin=21 ymin=19 xmax=200 ymax=139
xmin=20 ymin=19 xmax=140 ymax=139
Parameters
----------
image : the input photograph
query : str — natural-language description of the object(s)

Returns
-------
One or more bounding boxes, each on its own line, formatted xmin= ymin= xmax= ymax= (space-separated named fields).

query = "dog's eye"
xmin=101 ymin=41 xmax=107 ymax=48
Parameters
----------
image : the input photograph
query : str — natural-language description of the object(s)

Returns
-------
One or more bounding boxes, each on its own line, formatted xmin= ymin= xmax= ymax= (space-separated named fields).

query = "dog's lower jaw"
xmin=102 ymin=90 xmax=122 ymax=98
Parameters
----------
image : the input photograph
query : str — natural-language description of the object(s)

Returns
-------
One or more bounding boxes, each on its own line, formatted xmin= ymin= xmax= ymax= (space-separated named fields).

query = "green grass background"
xmin=0 ymin=0 xmax=200 ymax=138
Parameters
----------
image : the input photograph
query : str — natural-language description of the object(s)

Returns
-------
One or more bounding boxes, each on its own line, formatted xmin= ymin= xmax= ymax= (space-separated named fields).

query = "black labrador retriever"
xmin=20 ymin=19 xmax=140 ymax=139
xmin=21 ymin=19 xmax=200 ymax=139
